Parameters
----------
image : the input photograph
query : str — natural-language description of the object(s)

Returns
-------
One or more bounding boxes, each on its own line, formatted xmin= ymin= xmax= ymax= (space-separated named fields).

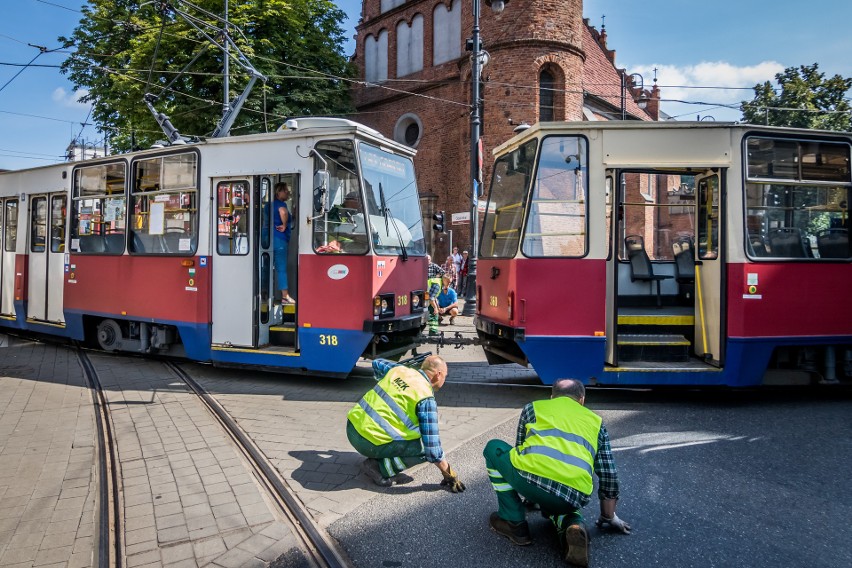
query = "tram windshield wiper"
xmin=378 ymin=183 xmax=408 ymax=261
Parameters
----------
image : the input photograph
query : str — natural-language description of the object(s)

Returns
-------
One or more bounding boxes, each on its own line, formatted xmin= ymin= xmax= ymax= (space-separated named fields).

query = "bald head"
xmin=552 ymin=378 xmax=585 ymax=403
xmin=421 ymin=355 xmax=448 ymax=390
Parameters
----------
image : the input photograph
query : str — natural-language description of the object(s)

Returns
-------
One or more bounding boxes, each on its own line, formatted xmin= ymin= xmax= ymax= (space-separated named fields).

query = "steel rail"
xmin=76 ymin=347 xmax=123 ymax=568
xmin=164 ymin=361 xmax=350 ymax=568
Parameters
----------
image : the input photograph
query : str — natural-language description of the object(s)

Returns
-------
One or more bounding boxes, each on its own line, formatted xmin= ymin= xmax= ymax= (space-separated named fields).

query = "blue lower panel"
xmin=521 ymin=335 xmax=852 ymax=387
xmin=519 ymin=336 xmax=606 ymax=386
xmin=211 ymin=328 xmax=371 ymax=376
xmin=521 ymin=336 xmax=730 ymax=386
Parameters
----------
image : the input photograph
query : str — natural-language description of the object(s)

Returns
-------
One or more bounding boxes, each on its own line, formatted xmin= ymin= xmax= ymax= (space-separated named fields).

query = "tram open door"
xmin=693 ymin=170 xmax=724 ymax=366
xmin=212 ymin=175 xmax=299 ymax=349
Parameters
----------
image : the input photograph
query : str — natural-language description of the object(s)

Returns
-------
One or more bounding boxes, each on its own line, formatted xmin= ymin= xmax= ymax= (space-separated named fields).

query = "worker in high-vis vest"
xmin=426 ymin=255 xmax=445 ymax=336
xmin=347 ymin=355 xmax=465 ymax=491
xmin=483 ymin=379 xmax=630 ymax=568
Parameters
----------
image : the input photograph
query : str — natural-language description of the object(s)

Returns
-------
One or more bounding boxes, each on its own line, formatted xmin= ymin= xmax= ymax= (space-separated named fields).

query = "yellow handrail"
xmin=695 ymin=263 xmax=709 ymax=355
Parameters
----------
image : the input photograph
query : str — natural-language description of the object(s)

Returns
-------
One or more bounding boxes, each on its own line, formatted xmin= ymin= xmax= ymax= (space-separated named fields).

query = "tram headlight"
xmin=373 ymin=293 xmax=395 ymax=319
xmin=411 ymin=290 xmax=425 ymax=313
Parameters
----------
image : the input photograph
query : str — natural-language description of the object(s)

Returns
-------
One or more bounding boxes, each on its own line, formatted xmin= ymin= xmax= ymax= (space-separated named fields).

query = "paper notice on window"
xmin=149 ymin=202 xmax=165 ymax=235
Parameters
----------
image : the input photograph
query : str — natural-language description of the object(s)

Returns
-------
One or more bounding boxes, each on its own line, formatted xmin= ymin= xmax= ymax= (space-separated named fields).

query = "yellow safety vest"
xmin=347 ymin=366 xmax=434 ymax=445
xmin=510 ymin=397 xmax=602 ymax=495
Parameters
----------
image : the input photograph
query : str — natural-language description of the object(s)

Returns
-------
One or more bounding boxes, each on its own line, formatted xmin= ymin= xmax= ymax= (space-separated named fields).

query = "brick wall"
xmin=352 ymin=0 xmax=584 ymax=257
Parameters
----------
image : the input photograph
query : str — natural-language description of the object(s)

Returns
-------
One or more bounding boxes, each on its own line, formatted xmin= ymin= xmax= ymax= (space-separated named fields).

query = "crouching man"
xmin=347 ymin=355 xmax=465 ymax=492
xmin=484 ymin=378 xmax=630 ymax=567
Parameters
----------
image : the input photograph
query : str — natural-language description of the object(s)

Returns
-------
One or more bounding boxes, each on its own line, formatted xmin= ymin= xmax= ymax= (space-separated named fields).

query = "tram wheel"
xmin=96 ymin=319 xmax=123 ymax=351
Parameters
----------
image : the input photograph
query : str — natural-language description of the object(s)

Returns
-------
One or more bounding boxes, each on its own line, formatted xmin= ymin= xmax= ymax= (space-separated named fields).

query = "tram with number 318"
xmin=475 ymin=121 xmax=852 ymax=387
xmin=0 ymin=118 xmax=429 ymax=377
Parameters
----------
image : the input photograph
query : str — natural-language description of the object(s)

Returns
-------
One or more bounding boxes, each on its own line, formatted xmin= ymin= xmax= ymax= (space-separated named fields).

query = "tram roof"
xmin=493 ymin=120 xmax=852 ymax=155
xmin=0 ymin=117 xmax=413 ymax=177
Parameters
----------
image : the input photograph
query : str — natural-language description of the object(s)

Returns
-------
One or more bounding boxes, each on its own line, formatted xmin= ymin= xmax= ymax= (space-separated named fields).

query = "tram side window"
xmin=70 ymin=162 xmax=126 ymax=254
xmin=522 ymin=136 xmax=587 ymax=257
xmin=481 ymin=139 xmax=537 ymax=258
xmin=217 ymin=181 xmax=250 ymax=255
xmin=312 ymin=140 xmax=369 ymax=254
xmin=130 ymin=153 xmax=198 ymax=255
xmin=745 ymin=137 xmax=851 ymax=260
xmin=4 ymin=201 xmax=17 ymax=252
xmin=30 ymin=197 xmax=47 ymax=253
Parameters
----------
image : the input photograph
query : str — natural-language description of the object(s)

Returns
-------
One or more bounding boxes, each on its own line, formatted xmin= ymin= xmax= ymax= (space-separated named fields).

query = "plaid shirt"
xmin=427 ymin=262 xmax=446 ymax=279
xmin=515 ymin=402 xmax=619 ymax=508
xmin=372 ymin=359 xmax=445 ymax=463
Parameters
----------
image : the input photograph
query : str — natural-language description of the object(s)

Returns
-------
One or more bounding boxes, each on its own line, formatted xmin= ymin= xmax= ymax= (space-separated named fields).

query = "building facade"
xmin=351 ymin=0 xmax=658 ymax=259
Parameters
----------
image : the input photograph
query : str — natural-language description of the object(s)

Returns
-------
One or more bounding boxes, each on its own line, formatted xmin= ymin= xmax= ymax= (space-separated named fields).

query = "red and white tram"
xmin=475 ymin=122 xmax=851 ymax=386
xmin=0 ymin=118 xmax=429 ymax=376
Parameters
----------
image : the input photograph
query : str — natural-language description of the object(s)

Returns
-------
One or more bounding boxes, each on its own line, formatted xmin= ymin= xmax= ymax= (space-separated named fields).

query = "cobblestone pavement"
xmin=0 ymin=340 xmax=96 ymax=568
xmin=87 ymin=353 xmax=310 ymax=568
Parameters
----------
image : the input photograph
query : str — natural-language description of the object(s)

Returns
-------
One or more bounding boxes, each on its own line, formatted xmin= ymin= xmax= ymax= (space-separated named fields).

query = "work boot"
xmin=489 ymin=512 xmax=532 ymax=546
xmin=359 ymin=458 xmax=392 ymax=487
xmin=562 ymin=523 xmax=589 ymax=567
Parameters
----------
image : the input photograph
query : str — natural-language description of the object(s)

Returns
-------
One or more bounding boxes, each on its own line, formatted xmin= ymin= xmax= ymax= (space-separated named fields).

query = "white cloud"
xmin=630 ymin=61 xmax=784 ymax=120
xmin=52 ymin=87 xmax=91 ymax=109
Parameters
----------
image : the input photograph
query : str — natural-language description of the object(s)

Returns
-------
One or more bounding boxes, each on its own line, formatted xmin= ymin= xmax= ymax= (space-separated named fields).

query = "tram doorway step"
xmin=269 ymin=303 xmax=296 ymax=346
xmin=618 ymin=334 xmax=689 ymax=363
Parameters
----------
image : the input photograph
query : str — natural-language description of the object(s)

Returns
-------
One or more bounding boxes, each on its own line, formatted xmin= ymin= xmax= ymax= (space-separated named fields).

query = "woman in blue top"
xmin=273 ymin=182 xmax=294 ymax=304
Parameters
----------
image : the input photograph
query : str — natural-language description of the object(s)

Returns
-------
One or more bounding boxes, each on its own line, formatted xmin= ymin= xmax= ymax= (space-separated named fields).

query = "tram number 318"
xmin=489 ymin=296 xmax=498 ymax=307
xmin=319 ymin=334 xmax=339 ymax=346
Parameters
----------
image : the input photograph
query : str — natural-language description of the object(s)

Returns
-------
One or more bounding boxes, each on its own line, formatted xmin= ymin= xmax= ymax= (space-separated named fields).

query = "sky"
xmin=1 ymin=0 xmax=851 ymax=171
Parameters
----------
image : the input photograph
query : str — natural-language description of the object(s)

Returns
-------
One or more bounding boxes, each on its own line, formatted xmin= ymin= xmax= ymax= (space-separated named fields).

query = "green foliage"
xmin=60 ymin=0 xmax=355 ymax=151
xmin=741 ymin=63 xmax=852 ymax=131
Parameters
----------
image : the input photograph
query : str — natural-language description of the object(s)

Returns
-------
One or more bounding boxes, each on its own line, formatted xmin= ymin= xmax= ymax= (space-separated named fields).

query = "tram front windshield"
xmin=359 ymin=143 xmax=426 ymax=256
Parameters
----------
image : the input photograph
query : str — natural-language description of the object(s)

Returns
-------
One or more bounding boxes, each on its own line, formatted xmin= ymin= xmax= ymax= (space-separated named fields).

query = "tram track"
xmin=164 ymin=361 xmax=351 ymax=568
xmin=76 ymin=347 xmax=123 ymax=568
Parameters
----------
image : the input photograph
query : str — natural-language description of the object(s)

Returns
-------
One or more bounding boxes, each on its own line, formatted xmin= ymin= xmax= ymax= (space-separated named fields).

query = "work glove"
xmin=439 ymin=464 xmax=466 ymax=493
xmin=596 ymin=514 xmax=631 ymax=534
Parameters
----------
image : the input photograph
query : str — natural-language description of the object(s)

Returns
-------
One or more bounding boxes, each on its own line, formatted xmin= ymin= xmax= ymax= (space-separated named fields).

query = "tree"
xmin=60 ymin=0 xmax=354 ymax=151
xmin=741 ymin=63 xmax=852 ymax=131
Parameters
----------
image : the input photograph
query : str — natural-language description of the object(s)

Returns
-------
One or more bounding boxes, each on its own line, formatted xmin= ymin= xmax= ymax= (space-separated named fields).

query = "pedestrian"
xmin=426 ymin=255 xmax=445 ymax=335
xmin=451 ymin=246 xmax=463 ymax=277
xmin=273 ymin=182 xmax=295 ymax=304
xmin=442 ymin=255 xmax=458 ymax=290
xmin=346 ymin=355 xmax=466 ymax=492
xmin=483 ymin=378 xmax=630 ymax=567
xmin=436 ymin=274 xmax=459 ymax=325
xmin=458 ymin=249 xmax=469 ymax=293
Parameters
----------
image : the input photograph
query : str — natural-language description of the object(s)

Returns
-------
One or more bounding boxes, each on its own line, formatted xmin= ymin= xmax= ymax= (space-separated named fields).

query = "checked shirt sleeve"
xmin=594 ymin=424 xmax=620 ymax=500
xmin=515 ymin=403 xmax=535 ymax=447
xmin=415 ymin=398 xmax=445 ymax=463
xmin=371 ymin=358 xmax=397 ymax=381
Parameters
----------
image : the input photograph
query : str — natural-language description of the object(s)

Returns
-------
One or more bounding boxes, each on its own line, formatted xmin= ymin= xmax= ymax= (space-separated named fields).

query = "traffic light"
xmin=433 ymin=211 xmax=445 ymax=232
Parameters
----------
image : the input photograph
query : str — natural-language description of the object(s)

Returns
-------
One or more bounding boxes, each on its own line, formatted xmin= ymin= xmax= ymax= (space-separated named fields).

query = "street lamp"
xmin=462 ymin=0 xmax=507 ymax=317
xmin=620 ymin=72 xmax=648 ymax=120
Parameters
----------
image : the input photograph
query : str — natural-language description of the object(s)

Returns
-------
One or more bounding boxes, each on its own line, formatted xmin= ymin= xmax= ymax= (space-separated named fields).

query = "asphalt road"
xmin=329 ymin=387 xmax=852 ymax=568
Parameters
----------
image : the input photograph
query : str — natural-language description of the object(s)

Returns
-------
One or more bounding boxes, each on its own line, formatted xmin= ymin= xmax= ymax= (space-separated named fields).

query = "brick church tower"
xmin=351 ymin=0 xmax=652 ymax=259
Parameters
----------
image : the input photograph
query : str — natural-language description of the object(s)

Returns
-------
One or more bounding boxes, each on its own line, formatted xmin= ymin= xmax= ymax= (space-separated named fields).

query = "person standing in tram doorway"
xmin=274 ymin=182 xmax=295 ymax=304
xmin=483 ymin=379 xmax=630 ymax=567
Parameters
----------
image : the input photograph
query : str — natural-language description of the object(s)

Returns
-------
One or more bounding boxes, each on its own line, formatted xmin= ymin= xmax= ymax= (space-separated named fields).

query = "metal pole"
xmin=621 ymin=71 xmax=625 ymax=120
xmin=223 ymin=0 xmax=230 ymax=118
xmin=462 ymin=0 xmax=482 ymax=317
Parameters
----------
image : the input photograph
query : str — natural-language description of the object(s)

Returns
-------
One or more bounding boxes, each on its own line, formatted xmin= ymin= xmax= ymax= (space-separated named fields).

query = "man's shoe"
xmin=359 ymin=458 xmax=392 ymax=487
xmin=489 ymin=512 xmax=532 ymax=546
xmin=438 ymin=316 xmax=444 ymax=325
xmin=563 ymin=523 xmax=589 ymax=567
xmin=449 ymin=316 xmax=456 ymax=325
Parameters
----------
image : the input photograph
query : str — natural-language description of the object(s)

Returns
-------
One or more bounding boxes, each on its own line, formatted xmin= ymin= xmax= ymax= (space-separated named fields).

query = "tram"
xmin=475 ymin=122 xmax=852 ymax=386
xmin=0 ymin=118 xmax=429 ymax=377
